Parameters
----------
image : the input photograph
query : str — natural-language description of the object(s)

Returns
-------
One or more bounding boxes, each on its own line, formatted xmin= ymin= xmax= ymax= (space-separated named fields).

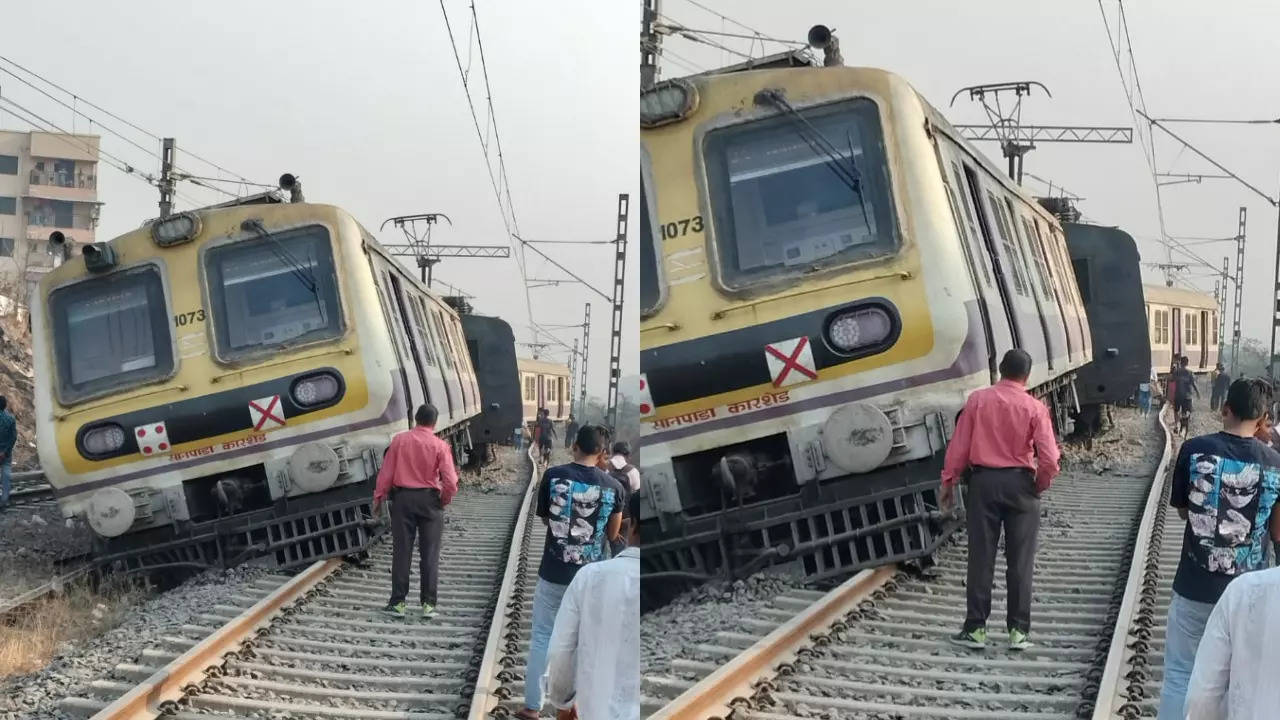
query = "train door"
xmin=444 ymin=314 xmax=479 ymax=414
xmin=1028 ymin=216 xmax=1077 ymax=361
xmin=557 ymin=376 xmax=566 ymax=418
xmin=401 ymin=294 xmax=456 ymax=426
xmin=1199 ymin=310 xmax=1208 ymax=369
xmin=939 ymin=151 xmax=1002 ymax=382
xmin=384 ymin=272 xmax=433 ymax=422
xmin=1171 ymin=307 xmax=1182 ymax=361
xmin=371 ymin=264 xmax=418 ymax=425
xmin=962 ymin=164 xmax=1022 ymax=350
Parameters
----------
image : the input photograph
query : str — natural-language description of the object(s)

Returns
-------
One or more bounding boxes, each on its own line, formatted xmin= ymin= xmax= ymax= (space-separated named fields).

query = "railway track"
xmin=644 ymin=408 xmax=1174 ymax=720
xmin=57 ymin=449 xmax=546 ymax=720
xmin=5 ymin=469 xmax=55 ymax=510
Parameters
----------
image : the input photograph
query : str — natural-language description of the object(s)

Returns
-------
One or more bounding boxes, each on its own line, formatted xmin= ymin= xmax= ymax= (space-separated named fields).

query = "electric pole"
xmin=568 ymin=338 xmax=579 ymax=417
xmin=1232 ymin=207 xmax=1246 ymax=375
xmin=950 ymin=82 xmax=1133 ymax=184
xmin=158 ymin=138 xmax=176 ymax=218
xmin=606 ymin=193 xmax=629 ymax=430
xmin=579 ymin=302 xmax=591 ymax=419
xmin=379 ymin=213 xmax=509 ymax=287
xmin=641 ymin=0 xmax=661 ymax=90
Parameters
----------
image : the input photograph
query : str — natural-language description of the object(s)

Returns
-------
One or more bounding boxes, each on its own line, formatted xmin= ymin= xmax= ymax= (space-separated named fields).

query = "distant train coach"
xmin=1144 ymin=284 xmax=1219 ymax=374
xmin=517 ymin=357 xmax=572 ymax=423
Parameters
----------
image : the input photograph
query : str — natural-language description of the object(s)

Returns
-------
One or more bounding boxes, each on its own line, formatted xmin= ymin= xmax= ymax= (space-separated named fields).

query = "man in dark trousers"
xmin=1210 ymin=363 xmax=1231 ymax=412
xmin=516 ymin=424 xmax=625 ymax=720
xmin=940 ymin=349 xmax=1060 ymax=651
xmin=1157 ymin=379 xmax=1280 ymax=719
xmin=1171 ymin=356 xmax=1200 ymax=428
xmin=372 ymin=403 xmax=459 ymax=619
xmin=563 ymin=414 xmax=578 ymax=450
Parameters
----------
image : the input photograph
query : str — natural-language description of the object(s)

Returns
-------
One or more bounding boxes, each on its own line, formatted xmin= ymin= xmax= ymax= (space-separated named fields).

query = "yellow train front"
xmin=31 ymin=200 xmax=482 ymax=571
xmin=639 ymin=49 xmax=1094 ymax=587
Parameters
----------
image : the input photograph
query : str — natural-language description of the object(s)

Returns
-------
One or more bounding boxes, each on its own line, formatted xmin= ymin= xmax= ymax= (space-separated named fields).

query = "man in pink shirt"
xmin=940 ymin=348 xmax=1060 ymax=651
xmin=372 ymin=403 xmax=459 ymax=619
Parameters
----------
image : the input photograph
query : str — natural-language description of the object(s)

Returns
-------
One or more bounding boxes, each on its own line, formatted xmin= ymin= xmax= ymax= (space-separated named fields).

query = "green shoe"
xmin=1009 ymin=628 xmax=1033 ymax=651
xmin=948 ymin=627 xmax=987 ymax=649
xmin=421 ymin=603 xmax=437 ymax=619
xmin=382 ymin=602 xmax=406 ymax=618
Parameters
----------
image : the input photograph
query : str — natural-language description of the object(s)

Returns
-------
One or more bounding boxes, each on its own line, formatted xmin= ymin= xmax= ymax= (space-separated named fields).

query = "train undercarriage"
xmin=640 ymin=375 xmax=1084 ymax=608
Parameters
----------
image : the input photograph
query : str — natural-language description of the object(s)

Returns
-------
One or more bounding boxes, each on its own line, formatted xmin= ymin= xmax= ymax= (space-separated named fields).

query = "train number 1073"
xmin=173 ymin=309 xmax=206 ymax=326
xmin=659 ymin=215 xmax=703 ymax=240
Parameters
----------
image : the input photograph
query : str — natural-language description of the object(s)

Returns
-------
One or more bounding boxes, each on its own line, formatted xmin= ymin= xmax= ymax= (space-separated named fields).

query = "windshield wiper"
xmin=753 ymin=89 xmax=873 ymax=236
xmin=240 ymin=219 xmax=318 ymax=295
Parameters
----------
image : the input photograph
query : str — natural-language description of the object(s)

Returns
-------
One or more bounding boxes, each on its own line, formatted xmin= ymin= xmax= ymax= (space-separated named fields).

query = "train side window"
xmin=1000 ymin=198 xmax=1042 ymax=301
xmin=984 ymin=190 xmax=1028 ymax=296
xmin=406 ymin=297 xmax=438 ymax=367
xmin=429 ymin=310 xmax=456 ymax=369
xmin=1050 ymin=228 xmax=1081 ymax=306
xmin=1019 ymin=215 xmax=1054 ymax=301
xmin=948 ymin=162 xmax=992 ymax=285
xmin=939 ymin=164 xmax=987 ymax=290
xmin=640 ymin=162 xmax=664 ymax=316
xmin=1032 ymin=218 xmax=1066 ymax=296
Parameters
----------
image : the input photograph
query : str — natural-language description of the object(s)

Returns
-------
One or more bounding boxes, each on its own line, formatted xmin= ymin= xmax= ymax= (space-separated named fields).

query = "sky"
xmin=652 ymin=0 xmax=1280 ymax=348
xmin=0 ymin=0 xmax=637 ymax=397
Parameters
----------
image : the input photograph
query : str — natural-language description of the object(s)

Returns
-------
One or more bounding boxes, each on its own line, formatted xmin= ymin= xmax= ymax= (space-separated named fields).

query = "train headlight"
xmin=825 ymin=305 xmax=895 ymax=355
xmin=641 ymin=78 xmax=698 ymax=128
xmin=291 ymin=372 xmax=341 ymax=407
xmin=82 ymin=423 xmax=127 ymax=456
xmin=150 ymin=212 xmax=201 ymax=247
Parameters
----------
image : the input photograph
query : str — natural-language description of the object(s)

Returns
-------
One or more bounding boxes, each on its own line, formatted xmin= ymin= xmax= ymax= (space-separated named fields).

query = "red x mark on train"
xmin=249 ymin=395 xmax=286 ymax=432
xmin=764 ymin=336 xmax=818 ymax=388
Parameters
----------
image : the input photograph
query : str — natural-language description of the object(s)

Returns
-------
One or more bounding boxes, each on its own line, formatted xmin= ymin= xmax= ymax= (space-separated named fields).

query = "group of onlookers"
xmin=945 ymin=349 xmax=1280 ymax=718
xmin=373 ymin=402 xmax=639 ymax=719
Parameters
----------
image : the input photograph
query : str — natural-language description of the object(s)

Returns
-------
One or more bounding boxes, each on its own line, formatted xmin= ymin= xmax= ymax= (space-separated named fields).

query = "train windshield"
xmin=205 ymin=225 xmax=342 ymax=359
xmin=49 ymin=265 xmax=174 ymax=402
xmin=703 ymin=97 xmax=899 ymax=289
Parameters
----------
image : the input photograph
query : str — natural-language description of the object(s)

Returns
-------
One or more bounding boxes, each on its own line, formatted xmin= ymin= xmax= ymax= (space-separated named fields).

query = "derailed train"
xmin=32 ymin=195 xmax=524 ymax=571
xmin=637 ymin=39 xmax=1157 ymax=587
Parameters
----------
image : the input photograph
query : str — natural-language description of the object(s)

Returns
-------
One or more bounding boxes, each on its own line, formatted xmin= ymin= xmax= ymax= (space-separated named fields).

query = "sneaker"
xmin=421 ymin=603 xmax=437 ymax=619
xmin=1008 ymin=628 xmax=1033 ymax=651
xmin=382 ymin=602 xmax=406 ymax=618
xmin=948 ymin=627 xmax=987 ymax=649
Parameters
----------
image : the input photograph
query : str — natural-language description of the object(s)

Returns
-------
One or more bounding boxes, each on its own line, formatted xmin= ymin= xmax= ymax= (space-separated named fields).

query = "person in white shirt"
xmin=543 ymin=492 xmax=640 ymax=720
xmin=1185 ymin=565 xmax=1280 ymax=719
xmin=608 ymin=442 xmax=641 ymax=492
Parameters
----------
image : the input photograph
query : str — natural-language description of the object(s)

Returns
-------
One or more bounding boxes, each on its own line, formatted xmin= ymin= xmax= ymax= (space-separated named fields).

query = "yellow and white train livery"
xmin=32 ymin=199 xmax=482 ymax=571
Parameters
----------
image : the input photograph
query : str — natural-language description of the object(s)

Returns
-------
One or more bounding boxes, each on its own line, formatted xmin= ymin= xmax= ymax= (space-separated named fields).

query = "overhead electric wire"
xmin=438 ymin=0 xmax=537 ymax=347
xmin=0 ymin=96 xmax=157 ymax=187
xmin=658 ymin=15 xmax=755 ymax=61
xmin=0 ymin=54 xmax=256 ymax=187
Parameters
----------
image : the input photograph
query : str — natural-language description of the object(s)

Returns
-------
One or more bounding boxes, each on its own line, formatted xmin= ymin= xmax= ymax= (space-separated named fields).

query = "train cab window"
xmin=640 ymin=166 xmax=664 ymax=315
xmin=205 ymin=225 xmax=342 ymax=360
xmin=702 ymin=98 xmax=899 ymax=289
xmin=49 ymin=264 xmax=174 ymax=402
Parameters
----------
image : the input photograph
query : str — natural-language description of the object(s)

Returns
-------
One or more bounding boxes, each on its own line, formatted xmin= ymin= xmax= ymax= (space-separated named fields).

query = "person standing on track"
xmin=939 ymin=349 xmax=1060 ymax=652
xmin=606 ymin=441 xmax=640 ymax=555
xmin=1210 ymin=363 xmax=1230 ymax=412
xmin=372 ymin=403 xmax=459 ymax=620
xmin=538 ymin=409 xmax=557 ymax=461
xmin=0 ymin=396 xmax=14 ymax=509
xmin=516 ymin=425 xmax=626 ymax=720
xmin=542 ymin=491 xmax=641 ymax=720
xmin=564 ymin=414 xmax=578 ymax=450
xmin=1172 ymin=356 xmax=1200 ymax=428
xmin=1157 ymin=379 xmax=1280 ymax=720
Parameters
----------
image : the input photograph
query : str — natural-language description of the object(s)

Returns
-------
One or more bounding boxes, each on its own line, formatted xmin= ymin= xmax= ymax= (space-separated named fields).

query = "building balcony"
xmin=24 ymin=171 xmax=97 ymax=203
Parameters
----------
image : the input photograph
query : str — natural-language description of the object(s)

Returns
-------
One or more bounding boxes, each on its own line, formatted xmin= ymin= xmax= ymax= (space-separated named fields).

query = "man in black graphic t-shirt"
xmin=1158 ymin=379 xmax=1280 ymax=720
xmin=517 ymin=425 xmax=624 ymax=719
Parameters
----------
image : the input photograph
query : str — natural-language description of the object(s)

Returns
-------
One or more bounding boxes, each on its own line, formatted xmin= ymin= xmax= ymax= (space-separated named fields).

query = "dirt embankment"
xmin=0 ymin=315 xmax=36 ymax=471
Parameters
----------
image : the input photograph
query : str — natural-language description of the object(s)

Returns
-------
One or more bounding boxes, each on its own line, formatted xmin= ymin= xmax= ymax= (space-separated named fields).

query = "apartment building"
xmin=0 ymin=129 xmax=101 ymax=307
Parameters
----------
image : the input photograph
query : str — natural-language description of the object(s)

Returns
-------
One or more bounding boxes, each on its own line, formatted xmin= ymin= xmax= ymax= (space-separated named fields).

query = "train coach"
xmin=31 ymin=196 xmax=486 ymax=572
xmin=1144 ymin=283 xmax=1219 ymax=376
xmin=517 ymin=357 xmax=572 ymax=424
xmin=637 ymin=37 xmax=1121 ymax=587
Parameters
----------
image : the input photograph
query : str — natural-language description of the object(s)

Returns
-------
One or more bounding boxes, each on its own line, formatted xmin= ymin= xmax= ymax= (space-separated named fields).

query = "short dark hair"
xmin=998 ymin=349 xmax=1032 ymax=380
xmin=1179 ymin=356 xmax=1189 ymax=367
xmin=1226 ymin=379 xmax=1270 ymax=421
xmin=415 ymin=403 xmax=439 ymax=427
xmin=612 ymin=441 xmax=631 ymax=458
xmin=574 ymin=425 xmax=604 ymax=455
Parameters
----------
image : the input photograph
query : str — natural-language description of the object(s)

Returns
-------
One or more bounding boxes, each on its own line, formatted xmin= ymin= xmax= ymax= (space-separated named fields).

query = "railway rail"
xmin=56 ymin=448 xmax=546 ymax=720
xmin=644 ymin=408 xmax=1174 ymax=719
xmin=5 ymin=469 xmax=55 ymax=509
